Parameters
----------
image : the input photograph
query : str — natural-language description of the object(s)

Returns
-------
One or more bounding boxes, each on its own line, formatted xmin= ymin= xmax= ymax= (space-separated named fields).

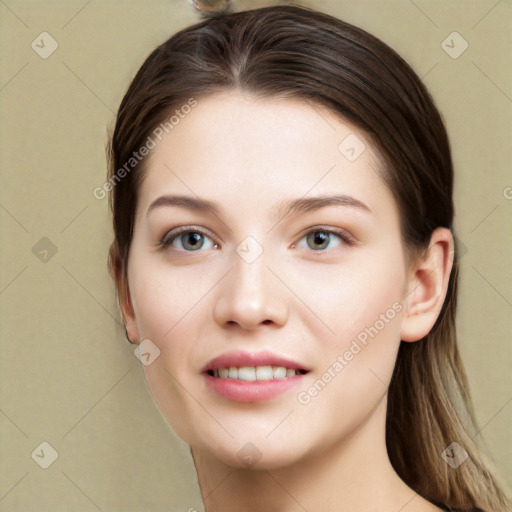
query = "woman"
xmin=106 ymin=5 xmax=510 ymax=511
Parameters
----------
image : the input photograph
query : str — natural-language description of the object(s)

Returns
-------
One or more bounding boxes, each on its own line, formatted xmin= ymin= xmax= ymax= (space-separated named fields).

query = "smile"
xmin=202 ymin=351 xmax=311 ymax=402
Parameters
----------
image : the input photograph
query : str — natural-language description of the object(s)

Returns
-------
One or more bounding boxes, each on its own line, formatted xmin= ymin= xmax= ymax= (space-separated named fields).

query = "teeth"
xmin=272 ymin=365 xmax=287 ymax=379
xmin=238 ymin=367 xmax=256 ymax=381
xmin=256 ymin=366 xmax=273 ymax=380
xmin=211 ymin=366 xmax=302 ymax=380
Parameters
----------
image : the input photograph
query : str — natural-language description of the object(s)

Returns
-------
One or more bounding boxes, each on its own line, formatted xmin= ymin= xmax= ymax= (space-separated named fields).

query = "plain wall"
xmin=0 ymin=1 xmax=510 ymax=510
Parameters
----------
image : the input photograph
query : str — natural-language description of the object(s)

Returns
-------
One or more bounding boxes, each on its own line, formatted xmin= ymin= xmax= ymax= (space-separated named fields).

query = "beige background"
xmin=0 ymin=0 xmax=510 ymax=510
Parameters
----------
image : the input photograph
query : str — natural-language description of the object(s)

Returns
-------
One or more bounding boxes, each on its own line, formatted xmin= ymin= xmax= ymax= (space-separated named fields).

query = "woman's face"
xmin=125 ymin=90 xmax=412 ymax=469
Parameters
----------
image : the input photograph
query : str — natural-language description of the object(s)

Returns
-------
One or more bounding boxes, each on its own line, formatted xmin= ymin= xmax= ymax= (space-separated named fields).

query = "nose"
xmin=213 ymin=251 xmax=289 ymax=331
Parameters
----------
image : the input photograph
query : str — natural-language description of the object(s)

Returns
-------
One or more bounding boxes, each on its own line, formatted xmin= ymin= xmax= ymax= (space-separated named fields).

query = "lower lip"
xmin=203 ymin=373 xmax=305 ymax=402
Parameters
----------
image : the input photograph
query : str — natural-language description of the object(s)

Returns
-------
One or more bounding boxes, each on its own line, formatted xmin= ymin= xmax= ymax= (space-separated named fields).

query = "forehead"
xmin=136 ymin=90 xmax=396 ymax=223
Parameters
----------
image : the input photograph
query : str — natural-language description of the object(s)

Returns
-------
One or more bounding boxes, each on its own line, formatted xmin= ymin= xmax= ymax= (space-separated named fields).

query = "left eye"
xmin=296 ymin=230 xmax=345 ymax=251
xmin=162 ymin=229 xmax=217 ymax=252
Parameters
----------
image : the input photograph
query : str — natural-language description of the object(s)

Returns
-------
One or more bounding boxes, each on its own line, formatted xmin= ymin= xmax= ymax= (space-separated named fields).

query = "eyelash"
xmin=294 ymin=226 xmax=356 ymax=253
xmin=158 ymin=225 xmax=355 ymax=253
xmin=159 ymin=226 xmax=219 ymax=251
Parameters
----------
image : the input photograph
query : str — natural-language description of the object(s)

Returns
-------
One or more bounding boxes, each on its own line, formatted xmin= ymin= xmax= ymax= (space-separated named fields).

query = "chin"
xmin=193 ymin=435 xmax=308 ymax=471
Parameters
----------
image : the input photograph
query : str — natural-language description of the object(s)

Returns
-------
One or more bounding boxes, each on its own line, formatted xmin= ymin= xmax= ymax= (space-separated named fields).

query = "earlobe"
xmin=400 ymin=227 xmax=454 ymax=343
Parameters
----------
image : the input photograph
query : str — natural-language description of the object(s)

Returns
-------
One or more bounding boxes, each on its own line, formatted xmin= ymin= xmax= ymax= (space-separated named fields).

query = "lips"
xmin=202 ymin=350 xmax=310 ymax=402
xmin=202 ymin=350 xmax=311 ymax=374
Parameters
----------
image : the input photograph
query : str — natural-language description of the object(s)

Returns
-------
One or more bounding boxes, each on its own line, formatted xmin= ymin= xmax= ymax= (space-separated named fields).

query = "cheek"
xmin=130 ymin=264 xmax=218 ymax=389
xmin=128 ymin=262 xmax=212 ymax=440
xmin=288 ymin=241 xmax=407 ymax=347
xmin=291 ymin=244 xmax=406 ymax=418
xmin=293 ymin=303 xmax=404 ymax=453
xmin=130 ymin=260 xmax=211 ymax=344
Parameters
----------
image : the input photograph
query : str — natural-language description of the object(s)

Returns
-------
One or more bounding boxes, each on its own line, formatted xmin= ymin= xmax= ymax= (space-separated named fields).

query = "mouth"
xmin=202 ymin=350 xmax=310 ymax=402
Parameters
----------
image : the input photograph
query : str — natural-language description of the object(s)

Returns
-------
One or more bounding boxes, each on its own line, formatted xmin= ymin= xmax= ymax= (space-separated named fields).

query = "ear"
xmin=400 ymin=227 xmax=454 ymax=342
xmin=120 ymin=277 xmax=140 ymax=345
xmin=108 ymin=242 xmax=140 ymax=344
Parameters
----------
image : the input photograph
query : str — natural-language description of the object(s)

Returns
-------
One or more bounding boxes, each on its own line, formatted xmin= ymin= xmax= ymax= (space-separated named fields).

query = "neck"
xmin=191 ymin=398 xmax=440 ymax=512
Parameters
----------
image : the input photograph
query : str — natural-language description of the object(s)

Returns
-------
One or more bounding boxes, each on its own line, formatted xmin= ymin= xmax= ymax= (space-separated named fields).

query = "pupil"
xmin=308 ymin=231 xmax=329 ymax=250
xmin=183 ymin=232 xmax=203 ymax=250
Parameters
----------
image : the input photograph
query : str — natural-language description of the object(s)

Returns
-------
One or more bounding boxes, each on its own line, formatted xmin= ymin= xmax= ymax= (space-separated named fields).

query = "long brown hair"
xmin=106 ymin=5 xmax=510 ymax=510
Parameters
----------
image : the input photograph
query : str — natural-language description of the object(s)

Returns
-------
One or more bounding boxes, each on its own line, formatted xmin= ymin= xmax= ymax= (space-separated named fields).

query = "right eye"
xmin=160 ymin=227 xmax=219 ymax=252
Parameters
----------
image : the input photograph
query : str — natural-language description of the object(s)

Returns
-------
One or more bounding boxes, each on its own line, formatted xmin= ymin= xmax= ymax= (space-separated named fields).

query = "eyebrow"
xmin=147 ymin=195 xmax=220 ymax=216
xmin=275 ymin=194 xmax=372 ymax=218
xmin=146 ymin=193 xmax=372 ymax=218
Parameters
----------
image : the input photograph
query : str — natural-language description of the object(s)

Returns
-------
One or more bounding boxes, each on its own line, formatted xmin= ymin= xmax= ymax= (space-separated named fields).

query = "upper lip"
xmin=202 ymin=350 xmax=311 ymax=372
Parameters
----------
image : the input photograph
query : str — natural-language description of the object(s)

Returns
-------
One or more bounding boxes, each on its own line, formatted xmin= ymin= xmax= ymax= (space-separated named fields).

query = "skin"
xmin=121 ymin=90 xmax=453 ymax=512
